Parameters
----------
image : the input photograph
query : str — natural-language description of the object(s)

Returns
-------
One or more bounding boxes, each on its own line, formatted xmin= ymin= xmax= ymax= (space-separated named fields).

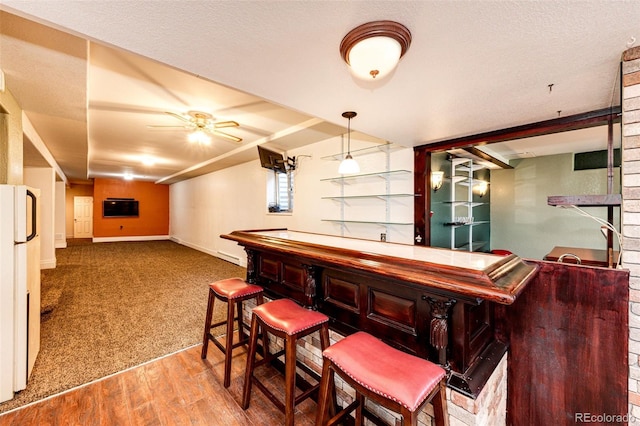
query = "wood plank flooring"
xmin=0 ymin=341 xmax=318 ymax=425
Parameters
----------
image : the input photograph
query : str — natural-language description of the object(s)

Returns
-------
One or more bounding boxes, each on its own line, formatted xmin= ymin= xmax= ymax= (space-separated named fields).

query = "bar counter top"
xmin=222 ymin=229 xmax=538 ymax=305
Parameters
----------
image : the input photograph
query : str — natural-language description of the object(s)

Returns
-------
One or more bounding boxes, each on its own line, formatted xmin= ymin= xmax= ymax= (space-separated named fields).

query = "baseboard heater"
xmin=217 ymin=250 xmax=241 ymax=265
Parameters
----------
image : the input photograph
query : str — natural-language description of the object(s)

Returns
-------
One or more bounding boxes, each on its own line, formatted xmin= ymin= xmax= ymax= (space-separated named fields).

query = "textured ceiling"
xmin=1 ymin=1 xmax=638 ymax=183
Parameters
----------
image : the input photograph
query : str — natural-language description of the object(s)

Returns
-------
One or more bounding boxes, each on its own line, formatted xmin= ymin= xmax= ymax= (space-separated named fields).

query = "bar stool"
xmin=242 ymin=298 xmax=330 ymax=426
xmin=316 ymin=331 xmax=449 ymax=426
xmin=201 ymin=277 xmax=264 ymax=387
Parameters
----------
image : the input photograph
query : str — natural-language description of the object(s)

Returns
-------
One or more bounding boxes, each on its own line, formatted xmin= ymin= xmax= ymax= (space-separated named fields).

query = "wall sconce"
xmin=475 ymin=181 xmax=489 ymax=197
xmin=338 ymin=111 xmax=360 ymax=174
xmin=340 ymin=21 xmax=412 ymax=81
xmin=431 ymin=171 xmax=444 ymax=192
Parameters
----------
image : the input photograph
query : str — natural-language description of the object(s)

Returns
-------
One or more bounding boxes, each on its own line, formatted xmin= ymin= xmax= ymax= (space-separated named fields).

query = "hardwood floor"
xmin=0 ymin=341 xmax=318 ymax=425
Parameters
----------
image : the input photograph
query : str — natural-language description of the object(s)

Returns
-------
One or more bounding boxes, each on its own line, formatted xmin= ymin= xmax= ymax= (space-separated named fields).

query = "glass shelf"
xmin=321 ymin=170 xmax=411 ymax=182
xmin=321 ymin=143 xmax=404 ymax=161
xmin=458 ymin=180 xmax=489 ymax=188
xmin=453 ymin=241 xmax=489 ymax=251
xmin=322 ymin=193 xmax=419 ymax=201
xmin=443 ymin=221 xmax=490 ymax=228
xmin=442 ymin=201 xmax=486 ymax=207
xmin=322 ymin=219 xmax=413 ymax=226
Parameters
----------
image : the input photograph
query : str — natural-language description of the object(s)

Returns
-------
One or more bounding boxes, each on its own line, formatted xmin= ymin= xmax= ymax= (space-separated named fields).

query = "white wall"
xmin=24 ymin=167 xmax=56 ymax=269
xmin=491 ymin=153 xmax=620 ymax=259
xmin=54 ymin=181 xmax=67 ymax=249
xmin=169 ymin=136 xmax=415 ymax=266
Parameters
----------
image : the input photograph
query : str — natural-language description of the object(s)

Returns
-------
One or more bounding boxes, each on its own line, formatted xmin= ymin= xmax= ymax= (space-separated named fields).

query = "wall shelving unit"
xmin=321 ymin=144 xmax=416 ymax=239
xmin=445 ymin=157 xmax=489 ymax=251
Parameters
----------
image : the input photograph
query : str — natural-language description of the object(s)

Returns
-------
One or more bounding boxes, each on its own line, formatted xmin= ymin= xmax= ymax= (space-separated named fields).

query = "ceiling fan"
xmin=149 ymin=110 xmax=242 ymax=143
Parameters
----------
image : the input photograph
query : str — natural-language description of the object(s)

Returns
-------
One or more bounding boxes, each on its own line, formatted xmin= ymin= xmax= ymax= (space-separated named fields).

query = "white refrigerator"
xmin=0 ymin=185 xmax=41 ymax=403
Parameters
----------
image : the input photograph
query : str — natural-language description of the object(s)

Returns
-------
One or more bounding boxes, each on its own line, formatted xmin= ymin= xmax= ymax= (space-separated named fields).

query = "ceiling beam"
xmin=415 ymin=107 xmax=622 ymax=153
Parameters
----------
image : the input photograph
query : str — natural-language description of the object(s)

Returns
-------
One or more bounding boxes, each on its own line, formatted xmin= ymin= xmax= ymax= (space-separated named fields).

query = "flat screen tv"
xmin=103 ymin=198 xmax=139 ymax=217
xmin=257 ymin=145 xmax=287 ymax=173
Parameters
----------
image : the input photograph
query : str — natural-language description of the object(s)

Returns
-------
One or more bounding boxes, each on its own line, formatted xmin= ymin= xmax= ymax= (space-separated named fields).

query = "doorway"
xmin=73 ymin=196 xmax=93 ymax=238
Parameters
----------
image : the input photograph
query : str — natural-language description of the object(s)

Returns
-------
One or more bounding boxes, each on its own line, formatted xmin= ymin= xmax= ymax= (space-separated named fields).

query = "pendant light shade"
xmin=339 ymin=111 xmax=359 ymax=174
xmin=338 ymin=154 xmax=360 ymax=174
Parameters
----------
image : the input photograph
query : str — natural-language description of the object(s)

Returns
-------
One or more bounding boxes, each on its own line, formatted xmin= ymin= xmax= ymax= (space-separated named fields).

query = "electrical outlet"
xmin=380 ymin=233 xmax=386 ymax=242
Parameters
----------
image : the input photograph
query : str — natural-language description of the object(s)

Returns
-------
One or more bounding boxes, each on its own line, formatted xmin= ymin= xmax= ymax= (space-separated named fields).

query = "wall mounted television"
xmin=257 ymin=145 xmax=287 ymax=173
xmin=103 ymin=198 xmax=139 ymax=217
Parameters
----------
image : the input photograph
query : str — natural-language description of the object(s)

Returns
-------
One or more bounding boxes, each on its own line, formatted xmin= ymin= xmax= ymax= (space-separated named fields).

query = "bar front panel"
xmin=225 ymin=229 xmax=537 ymax=397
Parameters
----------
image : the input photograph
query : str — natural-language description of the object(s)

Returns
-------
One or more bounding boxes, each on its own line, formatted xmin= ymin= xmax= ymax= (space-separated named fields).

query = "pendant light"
xmin=338 ymin=111 xmax=360 ymax=174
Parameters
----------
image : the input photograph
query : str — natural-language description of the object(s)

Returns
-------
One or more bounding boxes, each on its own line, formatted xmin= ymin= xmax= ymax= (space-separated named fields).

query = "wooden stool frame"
xmin=201 ymin=286 xmax=264 ymax=387
xmin=242 ymin=309 xmax=330 ymax=426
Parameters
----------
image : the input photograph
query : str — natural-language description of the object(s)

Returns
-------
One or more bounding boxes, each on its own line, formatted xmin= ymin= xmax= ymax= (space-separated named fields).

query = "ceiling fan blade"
xmin=213 ymin=129 xmax=242 ymax=143
xmin=214 ymin=120 xmax=239 ymax=129
xmin=147 ymin=125 xmax=191 ymax=129
xmin=165 ymin=111 xmax=191 ymax=123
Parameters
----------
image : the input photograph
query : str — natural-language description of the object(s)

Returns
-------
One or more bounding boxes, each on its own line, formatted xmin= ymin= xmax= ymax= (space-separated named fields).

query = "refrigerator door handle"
xmin=26 ymin=190 xmax=36 ymax=242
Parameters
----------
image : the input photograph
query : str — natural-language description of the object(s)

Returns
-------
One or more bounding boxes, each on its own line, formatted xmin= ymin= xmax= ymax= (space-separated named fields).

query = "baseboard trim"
xmin=41 ymin=259 xmax=56 ymax=270
xmin=172 ymin=239 xmax=218 ymax=258
xmin=92 ymin=235 xmax=171 ymax=243
xmin=169 ymin=237 xmax=244 ymax=267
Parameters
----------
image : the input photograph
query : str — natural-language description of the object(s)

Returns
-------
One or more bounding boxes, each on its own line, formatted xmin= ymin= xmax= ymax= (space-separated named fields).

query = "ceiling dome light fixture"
xmin=338 ymin=111 xmax=360 ymax=175
xmin=340 ymin=20 xmax=412 ymax=81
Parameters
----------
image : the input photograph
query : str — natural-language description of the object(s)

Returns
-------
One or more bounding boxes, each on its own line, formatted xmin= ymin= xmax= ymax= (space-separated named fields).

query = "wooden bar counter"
xmin=221 ymin=229 xmax=538 ymax=397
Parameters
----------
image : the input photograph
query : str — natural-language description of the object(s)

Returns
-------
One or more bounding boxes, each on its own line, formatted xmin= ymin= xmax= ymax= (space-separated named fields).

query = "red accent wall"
xmin=93 ymin=178 xmax=169 ymax=238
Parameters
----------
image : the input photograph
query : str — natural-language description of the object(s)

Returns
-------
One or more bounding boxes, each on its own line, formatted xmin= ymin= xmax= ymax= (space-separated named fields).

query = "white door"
xmin=73 ymin=196 xmax=93 ymax=238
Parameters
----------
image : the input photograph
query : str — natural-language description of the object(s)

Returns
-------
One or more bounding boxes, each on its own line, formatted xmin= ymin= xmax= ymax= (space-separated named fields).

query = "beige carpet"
xmin=0 ymin=239 xmax=245 ymax=414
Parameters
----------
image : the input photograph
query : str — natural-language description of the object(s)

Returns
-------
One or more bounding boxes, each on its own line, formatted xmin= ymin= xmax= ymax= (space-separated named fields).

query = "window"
xmin=267 ymin=170 xmax=293 ymax=213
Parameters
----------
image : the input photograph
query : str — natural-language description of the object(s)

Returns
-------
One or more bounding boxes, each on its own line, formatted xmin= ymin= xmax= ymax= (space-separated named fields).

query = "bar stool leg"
xmin=355 ymin=392 xmax=365 ymax=425
xmin=201 ymin=288 xmax=215 ymax=359
xmin=315 ymin=359 xmax=334 ymax=425
xmin=236 ymin=300 xmax=245 ymax=342
xmin=222 ymin=296 xmax=236 ymax=388
xmin=284 ymin=334 xmax=297 ymax=426
xmin=242 ymin=313 xmax=260 ymax=409
xmin=432 ymin=380 xmax=449 ymax=426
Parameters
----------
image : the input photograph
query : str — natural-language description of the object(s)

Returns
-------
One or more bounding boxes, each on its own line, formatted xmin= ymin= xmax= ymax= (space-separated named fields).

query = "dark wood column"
xmin=414 ymin=149 xmax=429 ymax=246
xmin=245 ymin=248 xmax=256 ymax=283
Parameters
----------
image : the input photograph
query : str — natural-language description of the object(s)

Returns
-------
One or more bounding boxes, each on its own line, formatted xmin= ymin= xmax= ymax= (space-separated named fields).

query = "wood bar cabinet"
xmin=221 ymin=228 xmax=538 ymax=398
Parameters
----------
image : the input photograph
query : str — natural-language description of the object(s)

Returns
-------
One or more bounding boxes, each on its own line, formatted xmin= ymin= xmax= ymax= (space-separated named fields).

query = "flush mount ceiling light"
xmin=338 ymin=111 xmax=360 ymax=175
xmin=340 ymin=20 xmax=412 ymax=80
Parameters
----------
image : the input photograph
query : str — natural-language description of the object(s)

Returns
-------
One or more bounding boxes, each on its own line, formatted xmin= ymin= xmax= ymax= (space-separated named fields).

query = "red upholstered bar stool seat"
xmin=316 ymin=331 xmax=449 ymax=426
xmin=201 ymin=277 xmax=264 ymax=387
xmin=242 ymin=298 xmax=330 ymax=426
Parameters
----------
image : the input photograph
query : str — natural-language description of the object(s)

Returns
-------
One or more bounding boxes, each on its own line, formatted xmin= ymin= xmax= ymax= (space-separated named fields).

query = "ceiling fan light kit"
xmin=149 ymin=110 xmax=242 ymax=143
xmin=188 ymin=129 xmax=211 ymax=145
xmin=340 ymin=20 xmax=412 ymax=80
